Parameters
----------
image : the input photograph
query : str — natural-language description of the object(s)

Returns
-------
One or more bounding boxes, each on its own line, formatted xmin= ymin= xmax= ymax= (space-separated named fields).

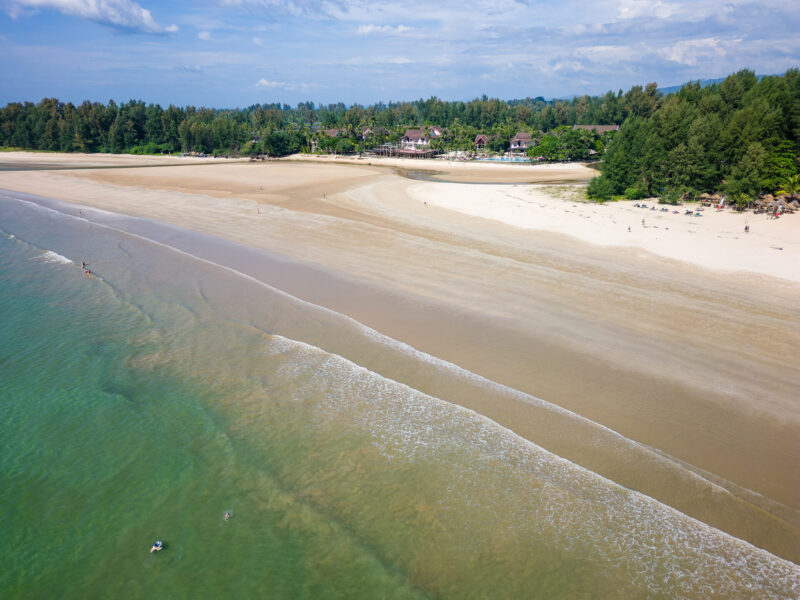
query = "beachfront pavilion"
xmin=371 ymin=142 xmax=440 ymax=159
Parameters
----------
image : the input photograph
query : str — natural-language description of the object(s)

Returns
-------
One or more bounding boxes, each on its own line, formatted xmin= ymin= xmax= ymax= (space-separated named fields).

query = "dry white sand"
xmin=408 ymin=181 xmax=800 ymax=283
xmin=288 ymin=154 xmax=799 ymax=283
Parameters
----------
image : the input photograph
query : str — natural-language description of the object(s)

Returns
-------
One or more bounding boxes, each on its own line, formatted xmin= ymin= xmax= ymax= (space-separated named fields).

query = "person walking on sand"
xmin=641 ymin=218 xmax=646 ymax=226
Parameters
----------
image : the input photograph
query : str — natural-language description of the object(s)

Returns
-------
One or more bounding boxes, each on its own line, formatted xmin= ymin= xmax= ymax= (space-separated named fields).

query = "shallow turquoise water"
xmin=1 ymin=194 xmax=798 ymax=599
xmin=0 ymin=232 xmax=426 ymax=599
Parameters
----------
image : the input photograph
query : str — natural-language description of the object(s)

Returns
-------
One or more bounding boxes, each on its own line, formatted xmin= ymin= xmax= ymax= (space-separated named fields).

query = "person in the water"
xmin=151 ymin=540 xmax=163 ymax=553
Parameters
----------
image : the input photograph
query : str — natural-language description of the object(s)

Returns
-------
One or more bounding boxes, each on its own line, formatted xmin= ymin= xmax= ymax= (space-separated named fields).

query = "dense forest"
xmin=1 ymin=68 xmax=798 ymax=202
xmin=0 ymin=89 xmax=638 ymax=157
xmin=587 ymin=69 xmax=800 ymax=203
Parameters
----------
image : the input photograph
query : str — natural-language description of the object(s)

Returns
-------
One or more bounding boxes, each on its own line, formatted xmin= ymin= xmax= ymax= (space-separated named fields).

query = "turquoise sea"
xmin=1 ymin=191 xmax=798 ymax=599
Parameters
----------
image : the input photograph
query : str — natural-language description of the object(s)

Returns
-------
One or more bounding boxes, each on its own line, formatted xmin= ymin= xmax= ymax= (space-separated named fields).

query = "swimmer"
xmin=151 ymin=540 xmax=163 ymax=553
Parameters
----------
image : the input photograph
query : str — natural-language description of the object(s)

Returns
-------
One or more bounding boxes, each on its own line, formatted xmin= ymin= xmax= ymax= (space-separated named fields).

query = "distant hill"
xmin=658 ymin=74 xmax=774 ymax=96
xmin=657 ymin=78 xmax=726 ymax=95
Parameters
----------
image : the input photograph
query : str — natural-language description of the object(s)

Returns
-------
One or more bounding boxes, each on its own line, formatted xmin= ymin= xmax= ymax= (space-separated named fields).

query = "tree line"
xmin=0 ymin=84 xmax=662 ymax=157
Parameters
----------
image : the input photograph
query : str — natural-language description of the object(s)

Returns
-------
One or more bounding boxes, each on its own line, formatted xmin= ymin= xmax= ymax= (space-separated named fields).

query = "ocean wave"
xmin=38 ymin=250 xmax=74 ymax=265
xmin=264 ymin=333 xmax=800 ymax=599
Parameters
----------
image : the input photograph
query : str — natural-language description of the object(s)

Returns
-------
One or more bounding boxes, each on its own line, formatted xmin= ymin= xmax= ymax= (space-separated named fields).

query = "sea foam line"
xmin=263 ymin=333 xmax=800 ymax=598
xmin=38 ymin=250 xmax=74 ymax=265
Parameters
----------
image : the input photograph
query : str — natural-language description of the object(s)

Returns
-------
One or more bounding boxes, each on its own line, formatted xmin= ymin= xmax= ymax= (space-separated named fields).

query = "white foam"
xmin=264 ymin=333 xmax=800 ymax=598
xmin=39 ymin=250 xmax=73 ymax=265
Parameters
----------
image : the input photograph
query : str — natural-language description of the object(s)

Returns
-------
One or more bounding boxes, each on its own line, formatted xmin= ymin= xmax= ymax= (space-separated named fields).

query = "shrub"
xmin=623 ymin=186 xmax=646 ymax=200
xmin=587 ymin=176 xmax=615 ymax=201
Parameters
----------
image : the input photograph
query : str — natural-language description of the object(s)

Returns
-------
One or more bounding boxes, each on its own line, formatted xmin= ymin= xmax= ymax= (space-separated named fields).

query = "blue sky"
xmin=1 ymin=0 xmax=798 ymax=107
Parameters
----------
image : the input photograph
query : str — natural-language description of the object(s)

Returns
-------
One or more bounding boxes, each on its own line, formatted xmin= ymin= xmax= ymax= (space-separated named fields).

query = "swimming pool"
xmin=473 ymin=156 xmax=531 ymax=163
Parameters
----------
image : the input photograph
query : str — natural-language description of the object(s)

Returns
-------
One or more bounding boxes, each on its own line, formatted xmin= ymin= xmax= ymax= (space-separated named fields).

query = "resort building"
xmin=361 ymin=126 xmax=387 ymax=140
xmin=572 ymin=124 xmax=620 ymax=134
xmin=509 ymin=132 xmax=532 ymax=152
xmin=401 ymin=128 xmax=431 ymax=149
xmin=474 ymin=134 xmax=489 ymax=149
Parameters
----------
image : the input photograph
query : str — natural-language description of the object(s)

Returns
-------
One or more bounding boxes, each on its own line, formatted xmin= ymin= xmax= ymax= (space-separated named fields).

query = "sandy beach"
xmin=1 ymin=151 xmax=798 ymax=562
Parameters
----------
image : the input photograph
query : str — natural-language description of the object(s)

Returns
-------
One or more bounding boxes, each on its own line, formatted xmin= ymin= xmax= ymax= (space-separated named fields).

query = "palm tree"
xmin=776 ymin=174 xmax=800 ymax=197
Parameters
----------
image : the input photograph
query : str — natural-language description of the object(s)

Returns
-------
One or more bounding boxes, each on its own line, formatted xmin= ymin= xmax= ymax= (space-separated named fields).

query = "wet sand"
xmin=1 ymin=153 xmax=798 ymax=562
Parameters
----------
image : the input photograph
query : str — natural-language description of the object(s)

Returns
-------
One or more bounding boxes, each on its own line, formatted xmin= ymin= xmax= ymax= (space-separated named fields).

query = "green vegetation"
xmin=0 ymin=87 xmax=660 ymax=158
xmin=1 ymin=69 xmax=797 ymax=200
xmin=526 ymin=126 xmax=605 ymax=161
xmin=587 ymin=69 xmax=800 ymax=201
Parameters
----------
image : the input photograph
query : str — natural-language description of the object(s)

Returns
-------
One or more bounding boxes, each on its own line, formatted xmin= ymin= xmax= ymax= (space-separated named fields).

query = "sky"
xmin=1 ymin=0 xmax=798 ymax=108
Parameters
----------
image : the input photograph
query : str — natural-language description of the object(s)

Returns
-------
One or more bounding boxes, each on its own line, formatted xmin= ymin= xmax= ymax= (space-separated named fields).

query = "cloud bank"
xmin=6 ymin=0 xmax=177 ymax=33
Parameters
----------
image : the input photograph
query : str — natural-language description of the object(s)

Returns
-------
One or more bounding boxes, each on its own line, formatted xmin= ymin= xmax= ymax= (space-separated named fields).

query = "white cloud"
xmin=6 ymin=0 xmax=177 ymax=33
xmin=256 ymin=78 xmax=314 ymax=91
xmin=343 ymin=55 xmax=413 ymax=65
xmin=356 ymin=24 xmax=412 ymax=35
xmin=572 ymin=44 xmax=641 ymax=63
xmin=198 ymin=31 xmax=212 ymax=40
xmin=617 ymin=0 xmax=679 ymax=20
xmin=660 ymin=37 xmax=726 ymax=66
xmin=218 ymin=0 xmax=336 ymax=17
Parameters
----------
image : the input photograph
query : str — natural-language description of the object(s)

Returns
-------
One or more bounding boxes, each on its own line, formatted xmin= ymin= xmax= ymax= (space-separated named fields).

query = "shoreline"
xmin=1 ymin=153 xmax=799 ymax=562
xmin=4 ymin=187 xmax=800 ymax=566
